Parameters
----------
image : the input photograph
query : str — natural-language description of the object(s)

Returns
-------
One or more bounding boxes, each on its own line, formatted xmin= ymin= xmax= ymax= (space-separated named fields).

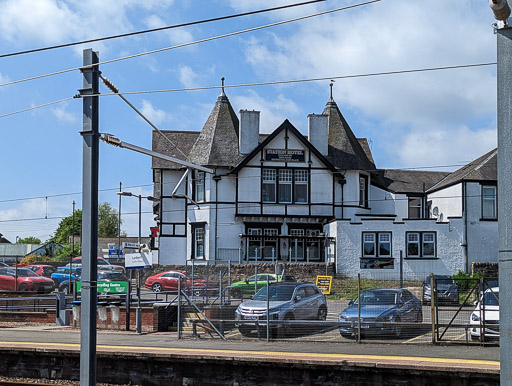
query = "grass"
xmin=325 ymin=277 xmax=423 ymax=301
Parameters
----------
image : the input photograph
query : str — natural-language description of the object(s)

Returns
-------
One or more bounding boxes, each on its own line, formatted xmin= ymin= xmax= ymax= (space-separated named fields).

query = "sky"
xmin=0 ymin=0 xmax=499 ymax=243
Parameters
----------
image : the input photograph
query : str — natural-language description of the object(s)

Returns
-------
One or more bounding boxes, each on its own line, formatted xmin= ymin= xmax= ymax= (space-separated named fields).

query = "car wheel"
xmin=471 ymin=334 xmax=480 ymax=341
xmin=282 ymin=314 xmax=294 ymax=338
xmin=152 ymin=283 xmax=162 ymax=293
xmin=239 ymin=327 xmax=252 ymax=337
xmin=340 ymin=332 xmax=353 ymax=339
xmin=394 ymin=317 xmax=402 ymax=338
xmin=317 ymin=306 xmax=327 ymax=321
xmin=53 ymin=279 xmax=60 ymax=287
xmin=18 ymin=283 xmax=28 ymax=292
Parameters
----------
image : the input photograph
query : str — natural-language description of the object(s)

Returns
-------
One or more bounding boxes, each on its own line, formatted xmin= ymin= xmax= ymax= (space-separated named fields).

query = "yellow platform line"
xmin=0 ymin=341 xmax=499 ymax=368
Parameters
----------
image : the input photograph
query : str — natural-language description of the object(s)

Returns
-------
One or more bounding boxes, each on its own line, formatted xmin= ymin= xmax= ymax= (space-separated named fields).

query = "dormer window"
xmin=359 ymin=175 xmax=369 ymax=207
xmin=195 ymin=172 xmax=205 ymax=202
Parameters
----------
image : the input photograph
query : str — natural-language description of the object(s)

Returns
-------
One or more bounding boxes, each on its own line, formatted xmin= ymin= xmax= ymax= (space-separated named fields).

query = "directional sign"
xmin=125 ymin=252 xmax=152 ymax=270
xmin=122 ymin=242 xmax=139 ymax=249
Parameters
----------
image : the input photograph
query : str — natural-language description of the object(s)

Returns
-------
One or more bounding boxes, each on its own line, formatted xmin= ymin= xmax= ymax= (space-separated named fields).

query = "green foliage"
xmin=16 ymin=236 xmax=41 ymax=244
xmin=325 ymin=277 xmax=422 ymax=301
xmin=97 ymin=202 xmax=120 ymax=238
xmin=54 ymin=244 xmax=81 ymax=262
xmin=50 ymin=202 xmax=122 ymax=245
xmin=20 ymin=253 xmax=55 ymax=265
xmin=453 ymin=269 xmax=483 ymax=291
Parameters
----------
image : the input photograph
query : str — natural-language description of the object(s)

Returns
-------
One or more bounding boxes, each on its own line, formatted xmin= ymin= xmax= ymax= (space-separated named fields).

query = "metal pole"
xmin=294 ymin=239 xmax=297 ymax=263
xmin=497 ymin=22 xmax=512 ymax=382
xmin=266 ymin=276 xmax=270 ymax=341
xmin=430 ymin=273 xmax=435 ymax=344
xmin=254 ymin=265 xmax=258 ymax=295
xmin=136 ymin=195 xmax=142 ymax=334
xmin=125 ymin=273 xmax=131 ymax=331
xmin=118 ymin=182 xmax=122 ymax=263
xmin=357 ymin=273 xmax=361 ymax=343
xmin=178 ymin=278 xmax=181 ymax=339
xmin=399 ymin=250 xmax=403 ymax=289
xmin=69 ymin=201 xmax=75 ymax=296
xmin=79 ymin=48 xmax=99 ymax=386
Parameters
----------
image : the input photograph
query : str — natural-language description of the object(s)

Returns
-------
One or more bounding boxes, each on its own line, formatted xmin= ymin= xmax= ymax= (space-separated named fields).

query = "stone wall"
xmin=472 ymin=262 xmax=498 ymax=278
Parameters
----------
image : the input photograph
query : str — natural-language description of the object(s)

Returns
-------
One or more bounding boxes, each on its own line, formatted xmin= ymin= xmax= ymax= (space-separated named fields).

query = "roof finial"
xmin=329 ymin=80 xmax=335 ymax=102
xmin=221 ymin=77 xmax=225 ymax=96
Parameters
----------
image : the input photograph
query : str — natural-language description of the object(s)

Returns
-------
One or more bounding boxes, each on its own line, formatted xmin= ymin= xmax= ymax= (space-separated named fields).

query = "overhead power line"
xmin=0 ymin=0 xmax=381 ymax=88
xmin=0 ymin=0 xmax=327 ymax=58
xmin=0 ymin=61 xmax=497 ymax=119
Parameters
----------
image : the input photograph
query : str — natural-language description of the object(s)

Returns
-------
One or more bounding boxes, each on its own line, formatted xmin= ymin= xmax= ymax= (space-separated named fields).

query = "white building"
xmin=151 ymin=90 xmax=497 ymax=279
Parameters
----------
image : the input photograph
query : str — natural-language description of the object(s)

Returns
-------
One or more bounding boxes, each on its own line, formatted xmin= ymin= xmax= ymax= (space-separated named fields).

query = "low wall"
xmin=0 ymin=347 xmax=499 ymax=385
xmin=472 ymin=262 xmax=498 ymax=278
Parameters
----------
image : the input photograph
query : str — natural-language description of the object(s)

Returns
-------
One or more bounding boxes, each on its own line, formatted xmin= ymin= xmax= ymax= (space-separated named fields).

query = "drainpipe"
xmin=213 ymin=174 xmax=221 ymax=261
xmin=339 ymin=175 xmax=346 ymax=219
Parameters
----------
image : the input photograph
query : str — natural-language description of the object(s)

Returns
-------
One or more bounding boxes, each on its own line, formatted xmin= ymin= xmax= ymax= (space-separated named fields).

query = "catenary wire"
xmin=0 ymin=62 xmax=497 ymax=119
xmin=0 ymin=1 xmax=328 ymax=58
xmin=0 ymin=0 xmax=381 ymax=89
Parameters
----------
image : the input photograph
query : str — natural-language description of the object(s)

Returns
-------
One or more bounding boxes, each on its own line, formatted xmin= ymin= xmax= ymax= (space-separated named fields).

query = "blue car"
xmin=51 ymin=266 xmax=82 ymax=287
xmin=338 ymin=288 xmax=422 ymax=338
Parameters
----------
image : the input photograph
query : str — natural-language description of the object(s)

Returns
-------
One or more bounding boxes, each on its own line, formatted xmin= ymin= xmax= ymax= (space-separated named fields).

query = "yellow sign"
xmin=316 ymin=275 xmax=332 ymax=295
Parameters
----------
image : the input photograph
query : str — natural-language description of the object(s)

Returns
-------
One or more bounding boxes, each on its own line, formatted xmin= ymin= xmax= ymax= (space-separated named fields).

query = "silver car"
xmin=235 ymin=282 xmax=327 ymax=337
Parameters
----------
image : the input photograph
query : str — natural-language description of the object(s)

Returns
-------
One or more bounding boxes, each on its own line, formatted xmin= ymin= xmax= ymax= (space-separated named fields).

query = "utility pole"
xmin=490 ymin=0 xmax=512 ymax=383
xmin=79 ymin=48 xmax=99 ymax=386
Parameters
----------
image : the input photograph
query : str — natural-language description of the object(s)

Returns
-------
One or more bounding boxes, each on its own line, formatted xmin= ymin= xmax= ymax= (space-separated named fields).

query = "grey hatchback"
xmin=235 ymin=282 xmax=327 ymax=337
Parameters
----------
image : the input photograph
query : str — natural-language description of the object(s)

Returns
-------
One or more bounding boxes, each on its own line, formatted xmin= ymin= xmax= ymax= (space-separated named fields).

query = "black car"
xmin=422 ymin=275 xmax=459 ymax=304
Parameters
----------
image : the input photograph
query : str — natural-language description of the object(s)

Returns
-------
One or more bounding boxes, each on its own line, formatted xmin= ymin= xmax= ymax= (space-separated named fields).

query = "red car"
xmin=0 ymin=267 xmax=55 ymax=293
xmin=24 ymin=264 xmax=56 ymax=278
xmin=144 ymin=270 xmax=215 ymax=293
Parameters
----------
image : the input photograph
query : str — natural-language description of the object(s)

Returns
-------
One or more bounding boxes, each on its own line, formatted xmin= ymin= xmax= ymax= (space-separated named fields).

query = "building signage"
xmin=265 ymin=149 xmax=305 ymax=163
xmin=315 ymin=275 xmax=332 ymax=295
xmin=122 ymin=242 xmax=139 ymax=249
xmin=360 ymin=258 xmax=394 ymax=269
xmin=125 ymin=252 xmax=153 ymax=270
xmin=76 ymin=281 xmax=127 ymax=293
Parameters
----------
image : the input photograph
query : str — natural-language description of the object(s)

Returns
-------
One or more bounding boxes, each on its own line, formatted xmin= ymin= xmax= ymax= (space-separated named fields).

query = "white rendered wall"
xmin=428 ymin=183 xmax=462 ymax=219
xmin=369 ymin=186 xmax=396 ymax=215
xmin=335 ymin=218 xmax=465 ymax=280
xmin=465 ymin=182 xmax=498 ymax=264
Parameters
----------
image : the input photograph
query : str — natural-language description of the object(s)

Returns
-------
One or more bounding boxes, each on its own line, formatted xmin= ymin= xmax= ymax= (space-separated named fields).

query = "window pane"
xmin=483 ymin=200 xmax=495 ymax=218
xmin=196 ymin=172 xmax=205 ymax=202
xmin=379 ymin=233 xmax=391 ymax=257
xmin=407 ymin=242 xmax=419 ymax=257
xmin=295 ymin=170 xmax=308 ymax=182
xmin=363 ymin=233 xmax=376 ymax=257
xmin=359 ymin=177 xmax=366 ymax=206
xmin=263 ymin=183 xmax=276 ymax=202
xmin=279 ymin=183 xmax=292 ymax=203
xmin=422 ymin=233 xmax=435 ymax=257
xmin=294 ymin=184 xmax=308 ymax=203
xmin=279 ymin=169 xmax=292 ymax=181
xmin=408 ymin=198 xmax=422 ymax=218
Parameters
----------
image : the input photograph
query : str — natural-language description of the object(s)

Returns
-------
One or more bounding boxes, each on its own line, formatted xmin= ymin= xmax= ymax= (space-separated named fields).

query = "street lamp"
xmin=116 ymin=191 xmax=159 ymax=333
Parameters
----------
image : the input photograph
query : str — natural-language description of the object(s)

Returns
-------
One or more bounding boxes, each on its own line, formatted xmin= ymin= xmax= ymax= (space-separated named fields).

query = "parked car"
xmin=470 ymin=287 xmax=499 ymax=340
xmin=51 ymin=266 xmax=82 ymax=288
xmin=144 ymin=270 xmax=215 ymax=293
xmin=422 ymin=275 xmax=459 ymax=304
xmin=235 ymin=282 xmax=327 ymax=337
xmin=0 ymin=267 xmax=55 ymax=293
xmin=338 ymin=288 xmax=422 ymax=339
xmin=66 ymin=256 xmax=124 ymax=273
xmin=231 ymin=274 xmax=297 ymax=296
xmin=0 ymin=262 xmax=9 ymax=267
xmin=24 ymin=264 xmax=56 ymax=278
xmin=60 ymin=270 xmax=129 ymax=295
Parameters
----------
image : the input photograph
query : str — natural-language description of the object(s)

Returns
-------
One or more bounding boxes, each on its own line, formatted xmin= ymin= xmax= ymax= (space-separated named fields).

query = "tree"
xmin=50 ymin=202 xmax=122 ymax=245
xmin=16 ymin=236 xmax=41 ymax=244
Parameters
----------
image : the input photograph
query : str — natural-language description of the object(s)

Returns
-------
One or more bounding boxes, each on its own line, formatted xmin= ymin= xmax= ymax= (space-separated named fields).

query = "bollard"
xmin=56 ymin=292 xmax=70 ymax=326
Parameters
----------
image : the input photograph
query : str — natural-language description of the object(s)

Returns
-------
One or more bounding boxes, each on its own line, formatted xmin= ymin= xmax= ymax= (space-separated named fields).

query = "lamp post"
xmin=116 ymin=191 xmax=159 ymax=333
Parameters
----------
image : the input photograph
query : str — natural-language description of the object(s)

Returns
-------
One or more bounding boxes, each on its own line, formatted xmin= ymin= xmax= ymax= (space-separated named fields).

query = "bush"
xmin=453 ymin=269 xmax=482 ymax=291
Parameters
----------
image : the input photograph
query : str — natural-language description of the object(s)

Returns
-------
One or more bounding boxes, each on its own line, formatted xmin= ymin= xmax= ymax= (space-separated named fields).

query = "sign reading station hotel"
xmin=265 ymin=149 xmax=305 ymax=162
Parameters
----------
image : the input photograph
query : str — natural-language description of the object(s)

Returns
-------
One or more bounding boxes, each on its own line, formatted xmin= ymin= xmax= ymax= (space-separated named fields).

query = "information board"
xmin=76 ymin=281 xmax=127 ymax=293
xmin=265 ymin=149 xmax=305 ymax=162
xmin=315 ymin=275 xmax=333 ymax=295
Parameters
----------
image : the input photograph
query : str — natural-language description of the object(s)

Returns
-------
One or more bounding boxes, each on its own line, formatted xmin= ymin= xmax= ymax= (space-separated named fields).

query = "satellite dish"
xmin=432 ymin=206 xmax=439 ymax=217
xmin=439 ymin=213 xmax=444 ymax=222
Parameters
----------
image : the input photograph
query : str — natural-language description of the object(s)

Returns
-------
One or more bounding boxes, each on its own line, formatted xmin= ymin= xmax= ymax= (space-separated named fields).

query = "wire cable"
xmin=0 ymin=0 xmax=328 ymax=59
xmin=0 ymin=62 xmax=497 ymax=119
xmin=0 ymin=0 xmax=381 ymax=88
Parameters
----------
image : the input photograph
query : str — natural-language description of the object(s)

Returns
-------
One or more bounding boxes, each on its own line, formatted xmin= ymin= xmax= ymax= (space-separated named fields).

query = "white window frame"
xmin=262 ymin=169 xmax=276 ymax=203
xmin=294 ymin=170 xmax=308 ymax=204
xmin=408 ymin=197 xmax=422 ymax=219
xmin=378 ymin=233 xmax=392 ymax=257
xmin=193 ymin=227 xmax=205 ymax=259
xmin=278 ymin=169 xmax=293 ymax=203
xmin=195 ymin=171 xmax=205 ymax=202
xmin=359 ymin=175 xmax=368 ymax=207
xmin=482 ymin=185 xmax=497 ymax=219
xmin=362 ymin=232 xmax=391 ymax=258
xmin=362 ymin=233 xmax=376 ymax=257
xmin=406 ymin=232 xmax=436 ymax=258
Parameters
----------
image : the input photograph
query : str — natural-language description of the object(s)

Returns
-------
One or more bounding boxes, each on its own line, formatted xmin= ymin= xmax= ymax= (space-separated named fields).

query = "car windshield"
xmin=482 ymin=291 xmax=499 ymax=306
xmin=253 ymin=285 xmax=296 ymax=301
xmin=16 ymin=268 xmax=39 ymax=278
xmin=356 ymin=290 xmax=398 ymax=305
xmin=425 ymin=276 xmax=454 ymax=285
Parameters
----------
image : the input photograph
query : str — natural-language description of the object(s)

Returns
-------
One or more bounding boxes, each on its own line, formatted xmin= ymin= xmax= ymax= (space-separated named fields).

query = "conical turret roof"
xmin=323 ymin=99 xmax=375 ymax=170
xmin=187 ymin=92 xmax=242 ymax=167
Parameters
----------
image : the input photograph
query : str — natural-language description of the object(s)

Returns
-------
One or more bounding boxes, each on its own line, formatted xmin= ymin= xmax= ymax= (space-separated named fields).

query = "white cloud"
xmin=52 ymin=103 xmax=76 ymax=123
xmin=391 ymin=125 xmax=496 ymax=168
xmin=232 ymin=90 xmax=302 ymax=133
xmin=237 ymin=0 xmax=497 ymax=166
xmin=139 ymin=100 xmax=171 ymax=125
xmin=144 ymin=14 xmax=194 ymax=46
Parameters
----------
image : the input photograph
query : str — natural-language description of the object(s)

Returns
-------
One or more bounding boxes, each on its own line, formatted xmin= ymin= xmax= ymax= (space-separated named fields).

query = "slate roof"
xmin=187 ymin=93 xmax=243 ymax=167
xmin=373 ymin=169 xmax=450 ymax=194
xmin=152 ymin=130 xmax=199 ymax=170
xmin=427 ymin=148 xmax=497 ymax=193
xmin=323 ymin=99 xmax=376 ymax=171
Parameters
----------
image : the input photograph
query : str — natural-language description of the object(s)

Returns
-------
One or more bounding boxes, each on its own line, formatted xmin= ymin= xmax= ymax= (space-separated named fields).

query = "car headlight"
xmin=339 ymin=314 xmax=349 ymax=322
xmin=376 ymin=314 xmax=394 ymax=322
xmin=471 ymin=313 xmax=480 ymax=322
xmin=235 ymin=305 xmax=242 ymax=314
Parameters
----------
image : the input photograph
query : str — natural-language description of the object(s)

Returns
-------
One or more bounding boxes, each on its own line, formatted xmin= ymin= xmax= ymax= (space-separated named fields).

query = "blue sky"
xmin=0 ymin=0 xmax=499 ymax=243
